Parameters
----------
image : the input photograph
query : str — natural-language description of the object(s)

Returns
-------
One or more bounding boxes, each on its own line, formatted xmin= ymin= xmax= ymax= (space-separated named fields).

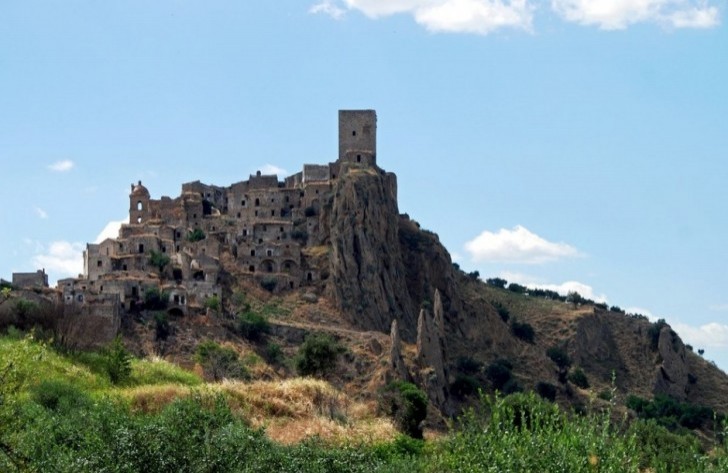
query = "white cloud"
xmin=414 ymin=0 xmax=534 ymax=34
xmin=34 ymin=207 xmax=48 ymax=219
xmin=501 ymin=271 xmax=608 ymax=302
xmin=95 ymin=219 xmax=126 ymax=243
xmin=672 ymin=322 xmax=728 ymax=349
xmin=324 ymin=0 xmax=534 ymax=33
xmin=551 ymin=0 xmax=720 ymax=29
xmin=310 ymin=0 xmax=347 ymax=18
xmin=47 ymin=160 xmax=75 ymax=172
xmin=258 ymin=164 xmax=288 ymax=176
xmin=31 ymin=241 xmax=84 ymax=279
xmin=316 ymin=0 xmax=719 ymax=31
xmin=465 ymin=225 xmax=581 ymax=264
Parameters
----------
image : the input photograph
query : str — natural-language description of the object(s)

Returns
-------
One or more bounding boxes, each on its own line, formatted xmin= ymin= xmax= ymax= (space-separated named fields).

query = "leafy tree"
xmin=535 ymin=381 xmax=557 ymax=401
xmin=507 ymin=283 xmax=527 ymax=294
xmin=104 ymin=336 xmax=132 ymax=384
xmin=380 ymin=381 xmax=428 ymax=439
xmin=510 ymin=320 xmax=535 ymax=343
xmin=568 ymin=368 xmax=589 ymax=389
xmin=295 ymin=333 xmax=344 ymax=377
xmin=485 ymin=277 xmax=507 ymax=289
xmin=698 ymin=348 xmax=705 ymax=356
xmin=485 ymin=359 xmax=514 ymax=391
xmin=236 ymin=310 xmax=270 ymax=342
xmin=450 ymin=374 xmax=480 ymax=399
xmin=186 ymin=228 xmax=206 ymax=242
xmin=546 ymin=346 xmax=571 ymax=369
xmin=195 ymin=340 xmax=248 ymax=381
xmin=148 ymin=250 xmax=171 ymax=273
xmin=154 ymin=312 xmax=170 ymax=341
xmin=144 ymin=287 xmax=169 ymax=311
xmin=467 ymin=271 xmax=480 ymax=281
xmin=566 ymin=291 xmax=584 ymax=308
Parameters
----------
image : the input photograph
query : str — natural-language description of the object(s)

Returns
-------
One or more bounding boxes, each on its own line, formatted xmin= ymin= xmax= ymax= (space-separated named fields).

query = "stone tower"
xmin=338 ymin=110 xmax=376 ymax=166
xmin=129 ymin=181 xmax=150 ymax=224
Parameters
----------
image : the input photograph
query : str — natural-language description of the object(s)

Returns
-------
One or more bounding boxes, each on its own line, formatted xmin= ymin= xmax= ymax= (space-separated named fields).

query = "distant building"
xmin=12 ymin=269 xmax=49 ymax=289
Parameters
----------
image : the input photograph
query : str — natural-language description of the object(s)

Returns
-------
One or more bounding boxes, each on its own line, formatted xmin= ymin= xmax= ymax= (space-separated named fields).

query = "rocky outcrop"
xmin=416 ymin=291 xmax=448 ymax=409
xmin=654 ymin=326 xmax=689 ymax=400
xmin=389 ymin=319 xmax=409 ymax=381
xmin=323 ymin=165 xmax=460 ymax=341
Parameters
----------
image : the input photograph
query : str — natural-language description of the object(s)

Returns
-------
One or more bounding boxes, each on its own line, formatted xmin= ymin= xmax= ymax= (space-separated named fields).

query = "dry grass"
xmin=120 ymin=377 xmax=396 ymax=445
xmin=301 ymin=245 xmax=329 ymax=258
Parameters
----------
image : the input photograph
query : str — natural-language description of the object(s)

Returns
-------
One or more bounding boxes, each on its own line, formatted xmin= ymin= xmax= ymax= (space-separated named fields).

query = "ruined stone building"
xmin=58 ymin=110 xmax=378 ymax=316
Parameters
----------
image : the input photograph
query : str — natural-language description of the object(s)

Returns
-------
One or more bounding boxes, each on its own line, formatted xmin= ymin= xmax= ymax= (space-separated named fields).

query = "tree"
xmin=379 ymin=381 xmax=428 ymax=439
xmin=486 ymin=277 xmax=508 ymax=289
xmin=149 ymin=250 xmax=171 ymax=274
xmin=186 ymin=229 xmax=206 ymax=242
xmin=104 ymin=336 xmax=132 ymax=384
xmin=566 ymin=291 xmax=584 ymax=308
xmin=295 ymin=333 xmax=344 ymax=377
xmin=546 ymin=346 xmax=571 ymax=369
xmin=195 ymin=340 xmax=248 ymax=381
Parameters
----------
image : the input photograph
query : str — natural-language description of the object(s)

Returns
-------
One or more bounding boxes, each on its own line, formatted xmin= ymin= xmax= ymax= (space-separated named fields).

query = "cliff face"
xmin=321 ymin=165 xmax=459 ymax=342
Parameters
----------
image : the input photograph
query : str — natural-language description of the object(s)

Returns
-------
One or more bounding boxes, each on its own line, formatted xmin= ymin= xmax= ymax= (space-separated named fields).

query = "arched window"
xmin=137 ymin=201 xmax=143 ymax=211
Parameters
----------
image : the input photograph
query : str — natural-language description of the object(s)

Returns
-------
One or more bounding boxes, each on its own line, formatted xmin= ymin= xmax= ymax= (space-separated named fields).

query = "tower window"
xmin=352 ymin=130 xmax=356 ymax=136
xmin=137 ymin=201 xmax=143 ymax=211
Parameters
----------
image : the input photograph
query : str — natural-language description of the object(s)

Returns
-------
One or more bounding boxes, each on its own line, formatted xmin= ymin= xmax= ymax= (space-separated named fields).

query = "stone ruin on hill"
xmin=57 ymin=110 xmax=380 ymax=318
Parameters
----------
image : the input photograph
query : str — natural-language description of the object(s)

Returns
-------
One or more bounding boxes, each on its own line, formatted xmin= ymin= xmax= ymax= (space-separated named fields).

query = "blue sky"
xmin=2 ymin=0 xmax=727 ymax=370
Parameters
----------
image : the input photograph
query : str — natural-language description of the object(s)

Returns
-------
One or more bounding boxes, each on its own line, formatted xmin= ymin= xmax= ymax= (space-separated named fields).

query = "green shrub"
xmin=144 ymin=287 xmax=169 ymax=311
xmin=195 ymin=340 xmax=248 ymax=381
xmin=380 ymin=381 xmax=428 ymax=439
xmin=236 ymin=310 xmax=270 ymax=342
xmin=535 ymin=382 xmax=557 ymax=401
xmin=510 ymin=320 xmax=535 ymax=343
xmin=186 ymin=228 xmax=206 ymax=242
xmin=295 ymin=333 xmax=344 ymax=377
xmin=104 ymin=336 xmax=132 ymax=384
xmin=546 ymin=346 xmax=571 ymax=369
xmin=568 ymin=368 xmax=589 ymax=389
xmin=485 ymin=277 xmax=507 ymax=289
xmin=507 ymin=283 xmax=527 ymax=294
xmin=148 ymin=250 xmax=171 ymax=273
xmin=492 ymin=302 xmax=510 ymax=322
xmin=485 ymin=359 xmax=514 ymax=391
xmin=627 ymin=419 xmax=703 ymax=472
xmin=455 ymin=356 xmax=482 ymax=375
xmin=31 ymin=379 xmax=90 ymax=412
xmin=204 ymin=295 xmax=220 ymax=312
xmin=265 ymin=342 xmax=283 ymax=363
xmin=626 ymin=394 xmax=716 ymax=431
xmin=154 ymin=312 xmax=170 ymax=341
xmin=450 ymin=374 xmax=480 ymax=399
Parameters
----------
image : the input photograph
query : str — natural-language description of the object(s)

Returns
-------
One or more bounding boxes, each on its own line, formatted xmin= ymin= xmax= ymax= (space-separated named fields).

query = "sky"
xmin=1 ymin=0 xmax=727 ymax=371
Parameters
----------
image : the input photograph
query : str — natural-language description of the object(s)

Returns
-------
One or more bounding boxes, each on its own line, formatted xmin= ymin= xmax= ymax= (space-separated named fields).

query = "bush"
xmin=380 ymin=381 xmax=428 ymax=439
xmin=535 ymin=382 xmax=557 ymax=401
xmin=148 ymin=250 xmax=171 ymax=273
xmin=186 ymin=228 xmax=206 ymax=242
xmin=204 ymin=295 xmax=220 ymax=312
xmin=467 ymin=271 xmax=480 ymax=281
xmin=236 ymin=310 xmax=270 ymax=342
xmin=546 ymin=346 xmax=571 ymax=369
xmin=154 ymin=312 xmax=171 ymax=341
xmin=295 ymin=333 xmax=344 ymax=377
xmin=195 ymin=340 xmax=248 ymax=381
xmin=144 ymin=287 xmax=169 ymax=311
xmin=568 ymin=368 xmax=589 ymax=389
xmin=265 ymin=342 xmax=283 ymax=363
xmin=507 ymin=283 xmax=527 ymax=294
xmin=450 ymin=374 xmax=480 ymax=399
xmin=626 ymin=394 xmax=716 ymax=431
xmin=510 ymin=320 xmax=535 ymax=343
xmin=485 ymin=277 xmax=507 ymax=289
xmin=455 ymin=356 xmax=482 ymax=375
xmin=485 ymin=359 xmax=514 ymax=391
xmin=31 ymin=379 xmax=90 ymax=412
xmin=492 ymin=302 xmax=510 ymax=322
xmin=104 ymin=336 xmax=132 ymax=384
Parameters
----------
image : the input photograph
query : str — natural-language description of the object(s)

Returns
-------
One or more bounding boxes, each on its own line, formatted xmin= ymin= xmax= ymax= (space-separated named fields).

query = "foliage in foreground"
xmin=3 ymin=334 xmax=728 ymax=473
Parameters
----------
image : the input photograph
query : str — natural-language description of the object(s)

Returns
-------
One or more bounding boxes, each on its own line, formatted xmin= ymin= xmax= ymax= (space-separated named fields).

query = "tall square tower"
xmin=338 ymin=110 xmax=377 ymax=165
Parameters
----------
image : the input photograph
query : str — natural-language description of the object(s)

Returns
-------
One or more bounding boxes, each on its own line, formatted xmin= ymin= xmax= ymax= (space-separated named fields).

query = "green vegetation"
xmin=186 ymin=228 xmax=206 ymax=242
xmin=195 ymin=340 xmax=249 ymax=381
xmin=237 ymin=309 xmax=271 ymax=341
xmin=510 ymin=319 xmax=535 ymax=343
xmin=626 ymin=394 xmax=718 ymax=431
xmin=568 ymin=367 xmax=589 ymax=389
xmin=379 ymin=381 xmax=428 ymax=439
xmin=143 ymin=287 xmax=169 ymax=311
xmin=295 ymin=333 xmax=344 ymax=377
xmin=148 ymin=250 xmax=171 ymax=273
xmin=546 ymin=346 xmax=571 ymax=369
xmin=3 ymin=334 xmax=728 ymax=472
xmin=104 ymin=336 xmax=132 ymax=384
xmin=204 ymin=295 xmax=221 ymax=312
